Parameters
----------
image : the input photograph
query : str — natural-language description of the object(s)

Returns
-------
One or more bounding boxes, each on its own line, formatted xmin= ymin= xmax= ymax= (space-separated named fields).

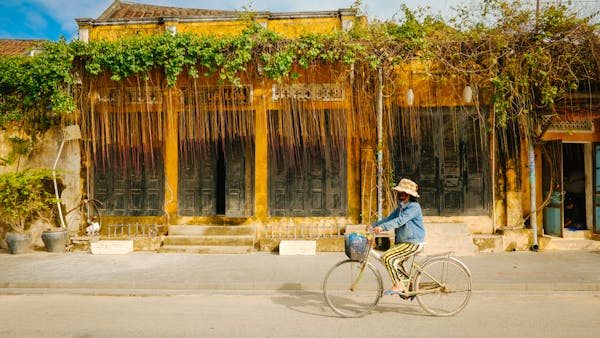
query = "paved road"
xmin=0 ymin=292 xmax=599 ymax=337
xmin=1 ymin=250 xmax=600 ymax=294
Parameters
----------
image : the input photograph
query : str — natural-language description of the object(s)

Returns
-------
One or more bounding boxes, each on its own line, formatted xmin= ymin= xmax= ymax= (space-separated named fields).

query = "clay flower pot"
xmin=6 ymin=232 xmax=31 ymax=254
xmin=41 ymin=228 xmax=70 ymax=253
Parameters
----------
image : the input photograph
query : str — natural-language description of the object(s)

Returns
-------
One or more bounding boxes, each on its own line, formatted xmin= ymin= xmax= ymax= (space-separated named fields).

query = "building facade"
xmin=71 ymin=1 xmax=598 ymax=251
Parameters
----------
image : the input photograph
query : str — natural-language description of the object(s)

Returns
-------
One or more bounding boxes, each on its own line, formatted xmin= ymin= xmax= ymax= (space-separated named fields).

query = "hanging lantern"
xmin=462 ymin=85 xmax=473 ymax=104
xmin=405 ymin=88 xmax=415 ymax=106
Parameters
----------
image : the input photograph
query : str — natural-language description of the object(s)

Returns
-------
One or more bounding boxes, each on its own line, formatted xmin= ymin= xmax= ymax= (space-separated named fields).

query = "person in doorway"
xmin=564 ymin=196 xmax=586 ymax=230
xmin=367 ymin=178 xmax=425 ymax=296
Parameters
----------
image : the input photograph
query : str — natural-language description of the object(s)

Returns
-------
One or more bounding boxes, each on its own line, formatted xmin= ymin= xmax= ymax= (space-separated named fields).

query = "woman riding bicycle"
xmin=367 ymin=178 xmax=425 ymax=296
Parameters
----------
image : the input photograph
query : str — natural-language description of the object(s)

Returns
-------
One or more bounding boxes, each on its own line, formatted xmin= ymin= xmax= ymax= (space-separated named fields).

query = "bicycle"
xmin=64 ymin=197 xmax=104 ymax=236
xmin=323 ymin=231 xmax=472 ymax=317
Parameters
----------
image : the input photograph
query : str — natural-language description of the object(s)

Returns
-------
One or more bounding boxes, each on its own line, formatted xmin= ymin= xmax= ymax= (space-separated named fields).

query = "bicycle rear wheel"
xmin=414 ymin=257 xmax=471 ymax=316
xmin=323 ymin=260 xmax=382 ymax=318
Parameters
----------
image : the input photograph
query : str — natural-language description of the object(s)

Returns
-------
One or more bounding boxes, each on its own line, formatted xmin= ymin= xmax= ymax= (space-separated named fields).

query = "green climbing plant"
xmin=0 ymin=0 xmax=597 ymax=161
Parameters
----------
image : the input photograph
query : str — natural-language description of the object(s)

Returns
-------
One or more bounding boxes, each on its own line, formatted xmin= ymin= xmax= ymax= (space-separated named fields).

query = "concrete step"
xmin=159 ymin=245 xmax=255 ymax=254
xmin=164 ymin=235 xmax=254 ymax=246
xmin=562 ymin=229 xmax=591 ymax=239
xmin=423 ymin=222 xmax=479 ymax=256
xmin=543 ymin=237 xmax=600 ymax=251
xmin=472 ymin=234 xmax=504 ymax=253
xmin=168 ymin=225 xmax=255 ymax=236
xmin=162 ymin=225 xmax=256 ymax=254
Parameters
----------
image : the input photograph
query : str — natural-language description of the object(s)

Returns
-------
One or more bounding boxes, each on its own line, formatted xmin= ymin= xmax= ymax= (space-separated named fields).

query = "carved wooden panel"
xmin=93 ymin=147 xmax=164 ymax=216
xmin=225 ymin=139 xmax=246 ymax=217
xmin=178 ymin=138 xmax=253 ymax=217
xmin=178 ymin=144 xmax=217 ymax=216
xmin=390 ymin=107 xmax=489 ymax=216
xmin=268 ymin=109 xmax=347 ymax=217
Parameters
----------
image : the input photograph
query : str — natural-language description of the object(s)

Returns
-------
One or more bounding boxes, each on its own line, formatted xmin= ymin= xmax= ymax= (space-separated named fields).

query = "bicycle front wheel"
xmin=414 ymin=257 xmax=471 ymax=316
xmin=323 ymin=260 xmax=383 ymax=318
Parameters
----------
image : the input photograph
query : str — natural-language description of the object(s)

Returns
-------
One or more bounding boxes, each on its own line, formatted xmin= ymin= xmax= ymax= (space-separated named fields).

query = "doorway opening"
xmin=563 ymin=143 xmax=586 ymax=231
xmin=216 ymin=142 xmax=226 ymax=215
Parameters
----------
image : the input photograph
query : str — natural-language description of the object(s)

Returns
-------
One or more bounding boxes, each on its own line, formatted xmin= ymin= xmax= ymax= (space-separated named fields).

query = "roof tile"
xmin=100 ymin=1 xmax=236 ymax=20
xmin=0 ymin=39 xmax=45 ymax=56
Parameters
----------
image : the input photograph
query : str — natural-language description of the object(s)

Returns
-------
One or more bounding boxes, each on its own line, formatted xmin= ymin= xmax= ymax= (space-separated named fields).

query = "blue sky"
xmin=0 ymin=0 xmax=475 ymax=40
xmin=0 ymin=1 xmax=597 ymax=41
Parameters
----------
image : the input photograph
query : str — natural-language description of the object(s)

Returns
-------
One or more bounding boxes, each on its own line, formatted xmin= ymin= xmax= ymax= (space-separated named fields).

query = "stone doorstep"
xmin=90 ymin=240 xmax=134 ymax=254
xmin=543 ymin=236 xmax=600 ymax=251
xmin=472 ymin=234 xmax=504 ymax=253
xmin=70 ymin=236 xmax=162 ymax=252
xmin=278 ymin=240 xmax=317 ymax=255
xmin=472 ymin=230 xmax=532 ymax=252
xmin=259 ymin=237 xmax=343 ymax=253
xmin=562 ymin=229 xmax=591 ymax=239
xmin=168 ymin=225 xmax=255 ymax=236
xmin=472 ymin=231 xmax=600 ymax=252
xmin=159 ymin=245 xmax=254 ymax=254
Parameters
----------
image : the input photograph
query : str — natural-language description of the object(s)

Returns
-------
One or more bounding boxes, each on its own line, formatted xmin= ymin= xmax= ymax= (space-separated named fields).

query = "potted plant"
xmin=0 ymin=169 xmax=61 ymax=254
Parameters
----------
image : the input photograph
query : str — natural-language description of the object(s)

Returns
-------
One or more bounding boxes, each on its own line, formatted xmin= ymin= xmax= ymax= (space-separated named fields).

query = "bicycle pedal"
xmin=399 ymin=294 xmax=415 ymax=301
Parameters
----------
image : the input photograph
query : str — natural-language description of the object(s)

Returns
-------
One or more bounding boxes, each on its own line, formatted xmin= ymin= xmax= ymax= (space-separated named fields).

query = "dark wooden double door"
xmin=93 ymin=146 xmax=164 ymax=216
xmin=178 ymin=138 xmax=252 ymax=217
xmin=391 ymin=107 xmax=490 ymax=215
xmin=267 ymin=109 xmax=347 ymax=217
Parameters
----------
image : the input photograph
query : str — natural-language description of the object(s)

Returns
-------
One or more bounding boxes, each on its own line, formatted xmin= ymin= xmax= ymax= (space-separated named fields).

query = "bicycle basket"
xmin=344 ymin=232 xmax=369 ymax=260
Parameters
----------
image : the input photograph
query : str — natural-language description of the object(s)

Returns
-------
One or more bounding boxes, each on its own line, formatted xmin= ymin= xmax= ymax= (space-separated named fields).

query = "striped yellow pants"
xmin=382 ymin=242 xmax=422 ymax=285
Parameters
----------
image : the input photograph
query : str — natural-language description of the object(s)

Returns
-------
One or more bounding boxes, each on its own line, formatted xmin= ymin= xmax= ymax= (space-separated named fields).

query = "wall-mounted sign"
xmin=187 ymin=85 xmax=253 ymax=106
xmin=272 ymin=83 xmax=345 ymax=102
xmin=98 ymin=87 xmax=161 ymax=104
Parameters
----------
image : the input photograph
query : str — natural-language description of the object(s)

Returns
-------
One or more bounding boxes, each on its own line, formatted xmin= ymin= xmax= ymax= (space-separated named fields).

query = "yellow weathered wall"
xmin=0 ymin=127 xmax=82 ymax=248
xmin=87 ymin=24 xmax=163 ymax=41
xmin=84 ymin=13 xmax=359 ymax=41
xmin=80 ymin=11 xmax=494 ymax=236
xmin=392 ymin=62 xmax=472 ymax=108
xmin=177 ymin=21 xmax=249 ymax=36
xmin=267 ymin=18 xmax=340 ymax=37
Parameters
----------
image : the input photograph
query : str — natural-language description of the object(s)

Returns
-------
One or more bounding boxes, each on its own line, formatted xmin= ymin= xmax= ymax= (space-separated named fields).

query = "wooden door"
xmin=542 ymin=141 xmax=563 ymax=237
xmin=594 ymin=143 xmax=600 ymax=236
xmin=178 ymin=144 xmax=217 ymax=216
xmin=390 ymin=106 xmax=489 ymax=216
xmin=94 ymin=147 xmax=164 ymax=216
xmin=268 ymin=109 xmax=347 ymax=216
xmin=225 ymin=138 xmax=247 ymax=217
xmin=439 ymin=109 xmax=464 ymax=214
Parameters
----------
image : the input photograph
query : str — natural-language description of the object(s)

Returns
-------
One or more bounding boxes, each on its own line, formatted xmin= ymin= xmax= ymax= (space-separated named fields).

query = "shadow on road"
xmin=270 ymin=284 xmax=432 ymax=318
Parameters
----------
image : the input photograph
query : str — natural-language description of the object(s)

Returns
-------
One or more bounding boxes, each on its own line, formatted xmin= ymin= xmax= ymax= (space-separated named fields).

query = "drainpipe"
xmin=529 ymin=140 xmax=539 ymax=251
xmin=53 ymin=137 xmax=67 ymax=228
xmin=377 ymin=66 xmax=383 ymax=221
xmin=491 ymin=109 xmax=496 ymax=233
xmin=52 ymin=125 xmax=82 ymax=229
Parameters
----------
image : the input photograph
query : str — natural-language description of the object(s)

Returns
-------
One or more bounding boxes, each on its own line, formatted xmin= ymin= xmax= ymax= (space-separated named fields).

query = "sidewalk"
xmin=1 ymin=249 xmax=599 ymax=295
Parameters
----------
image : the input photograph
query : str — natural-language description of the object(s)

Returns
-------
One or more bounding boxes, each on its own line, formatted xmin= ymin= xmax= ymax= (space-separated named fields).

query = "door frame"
xmin=593 ymin=143 xmax=600 ymax=238
xmin=542 ymin=140 xmax=563 ymax=237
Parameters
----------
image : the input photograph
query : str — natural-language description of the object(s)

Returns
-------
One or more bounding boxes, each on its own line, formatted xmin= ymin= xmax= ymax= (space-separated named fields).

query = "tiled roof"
xmin=98 ymin=0 xmax=236 ymax=20
xmin=0 ymin=39 xmax=45 ymax=56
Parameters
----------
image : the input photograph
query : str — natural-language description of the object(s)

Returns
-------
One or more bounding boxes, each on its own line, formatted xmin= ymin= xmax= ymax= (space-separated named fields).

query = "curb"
xmin=2 ymin=281 xmax=600 ymax=296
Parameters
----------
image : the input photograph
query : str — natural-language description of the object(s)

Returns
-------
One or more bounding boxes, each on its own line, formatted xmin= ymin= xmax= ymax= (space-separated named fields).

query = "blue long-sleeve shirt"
xmin=372 ymin=201 xmax=425 ymax=244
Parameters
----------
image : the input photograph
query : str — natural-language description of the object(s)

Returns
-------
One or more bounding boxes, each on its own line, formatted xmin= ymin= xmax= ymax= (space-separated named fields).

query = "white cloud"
xmin=18 ymin=0 xmax=600 ymax=40
xmin=30 ymin=0 xmax=475 ymax=32
xmin=27 ymin=0 xmax=112 ymax=37
xmin=24 ymin=10 xmax=48 ymax=32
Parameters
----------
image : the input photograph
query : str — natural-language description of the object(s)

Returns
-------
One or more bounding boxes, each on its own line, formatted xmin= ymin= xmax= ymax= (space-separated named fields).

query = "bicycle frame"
xmin=359 ymin=234 xmax=471 ymax=297
xmin=324 ymin=231 xmax=473 ymax=317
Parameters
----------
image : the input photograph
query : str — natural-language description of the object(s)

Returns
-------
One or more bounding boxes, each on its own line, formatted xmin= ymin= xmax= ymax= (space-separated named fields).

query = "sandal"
xmin=384 ymin=289 xmax=403 ymax=296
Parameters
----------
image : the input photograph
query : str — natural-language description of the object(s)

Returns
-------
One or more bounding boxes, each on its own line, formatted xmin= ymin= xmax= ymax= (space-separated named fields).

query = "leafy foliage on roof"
xmin=0 ymin=0 xmax=597 ymax=158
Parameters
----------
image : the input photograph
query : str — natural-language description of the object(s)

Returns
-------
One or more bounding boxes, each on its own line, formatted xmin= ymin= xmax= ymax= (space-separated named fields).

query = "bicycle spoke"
xmin=414 ymin=258 xmax=471 ymax=316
